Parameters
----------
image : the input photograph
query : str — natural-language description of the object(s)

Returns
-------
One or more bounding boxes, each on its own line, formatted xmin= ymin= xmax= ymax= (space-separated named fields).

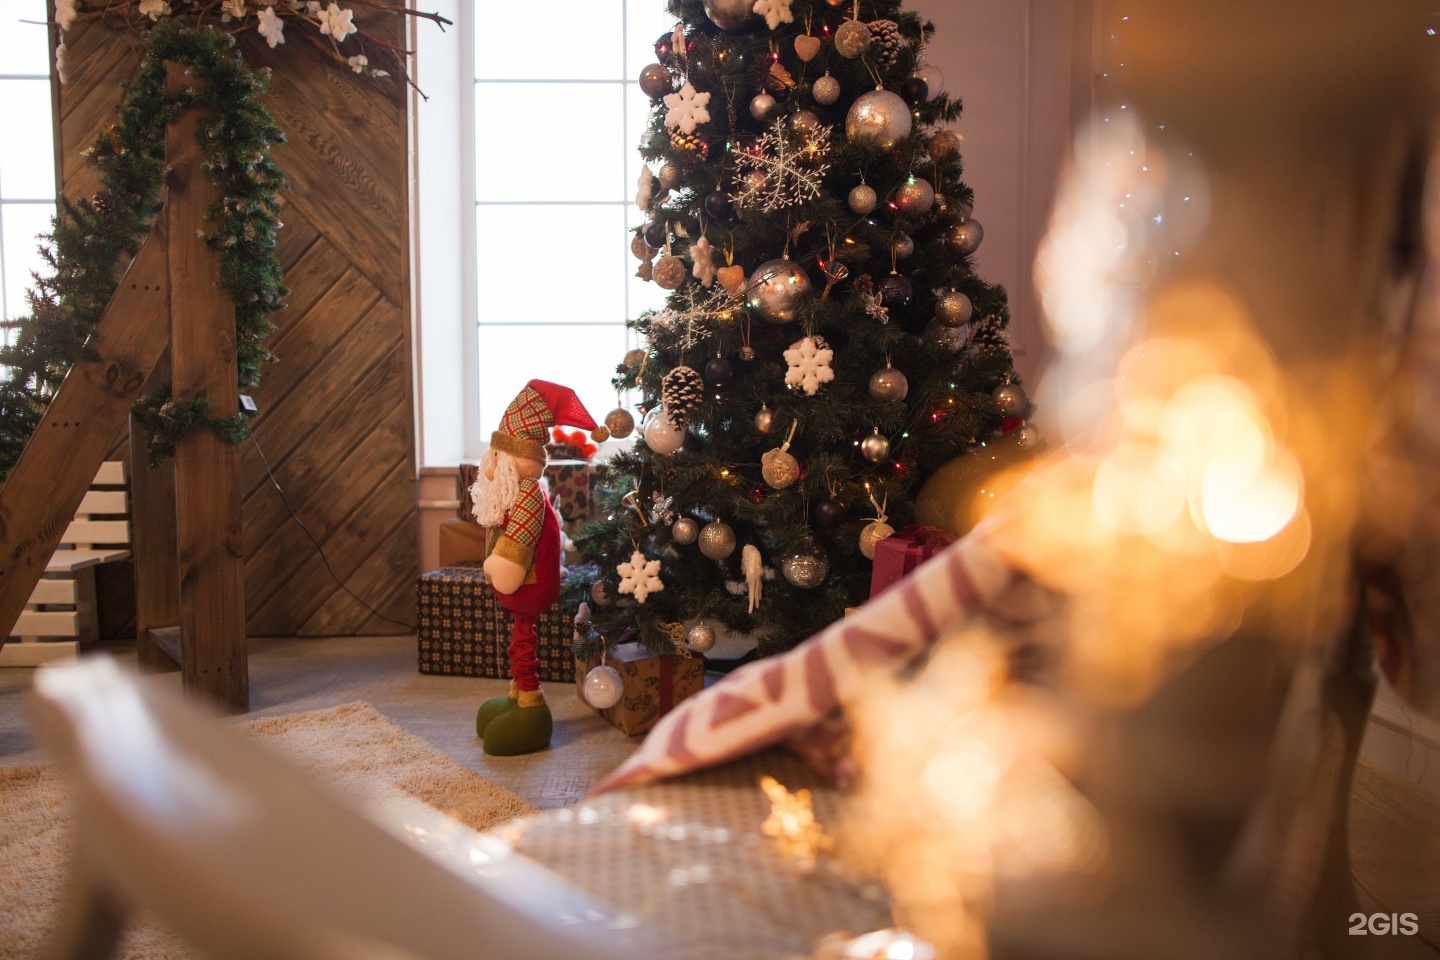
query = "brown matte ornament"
xmin=703 ymin=0 xmax=756 ymax=30
xmin=761 ymin=447 xmax=800 ymax=488
xmin=624 ymin=347 xmax=647 ymax=367
xmin=591 ymin=426 xmax=610 ymax=443
xmin=653 ymin=254 xmax=688 ymax=290
xmin=868 ymin=364 xmax=909 ymax=401
xmin=834 ymin=20 xmax=872 ymax=58
xmin=639 ymin=63 xmax=673 ymax=99
xmin=604 ymin=407 xmax=636 ymax=439
xmin=794 ymin=34 xmax=821 ymax=61
xmin=993 ymin=383 xmax=1028 ymax=417
xmin=632 ymin=234 xmax=655 ymax=260
xmin=943 ymin=219 xmax=984 ymax=256
xmin=716 ymin=264 xmax=746 ymax=293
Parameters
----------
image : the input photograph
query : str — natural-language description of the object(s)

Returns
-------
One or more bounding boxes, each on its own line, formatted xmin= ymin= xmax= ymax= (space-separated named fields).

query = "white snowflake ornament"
xmin=635 ymin=166 xmax=656 ymax=212
xmin=318 ymin=3 xmax=357 ymax=41
xmin=754 ymin=0 xmax=794 ymax=30
xmin=256 ymin=7 xmax=286 ymax=46
xmin=617 ymin=550 xmax=665 ymax=603
xmin=139 ymin=0 xmax=172 ymax=20
xmin=663 ymin=82 xmax=712 ymax=135
xmin=690 ymin=235 xmax=717 ymax=287
xmin=784 ymin=336 xmax=835 ymax=396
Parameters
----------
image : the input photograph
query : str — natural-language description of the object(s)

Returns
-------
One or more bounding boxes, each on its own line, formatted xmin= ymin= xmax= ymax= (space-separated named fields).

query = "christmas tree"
xmin=572 ymin=0 xmax=1027 ymax=659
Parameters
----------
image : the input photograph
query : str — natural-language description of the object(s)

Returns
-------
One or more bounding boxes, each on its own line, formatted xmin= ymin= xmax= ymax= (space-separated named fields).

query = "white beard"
xmin=469 ymin=450 xmax=520 ymax=528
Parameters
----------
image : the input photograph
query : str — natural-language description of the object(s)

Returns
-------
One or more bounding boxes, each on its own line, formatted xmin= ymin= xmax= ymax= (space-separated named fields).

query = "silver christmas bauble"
xmin=935 ymin=290 xmax=973 ymax=327
xmin=750 ymin=93 xmax=778 ymax=123
xmin=644 ymin=407 xmax=685 ymax=454
xmin=860 ymin=429 xmax=890 ymax=463
xmin=583 ymin=664 xmax=624 ymax=709
xmin=590 ymin=580 xmax=613 ymax=605
xmin=896 ymin=177 xmax=935 ymax=215
xmin=924 ymin=320 xmax=968 ymax=353
xmin=781 ymin=550 xmax=829 ymax=588
xmin=605 ymin=407 xmax=635 ymax=439
xmin=868 ymin=365 xmax=909 ymax=401
xmin=703 ymin=0 xmax=755 ymax=30
xmin=686 ymin=621 xmax=717 ymax=654
xmin=943 ymin=218 xmax=985 ymax=256
xmin=846 ymin=89 xmax=912 ymax=150
xmin=916 ymin=64 xmax=945 ymax=99
xmin=1016 ymin=425 xmax=1039 ymax=448
xmin=745 ymin=258 xmax=812 ymax=324
xmin=834 ymin=19 xmax=872 ymax=58
xmin=859 ymin=520 xmax=895 ymax=559
xmin=672 ymin=517 xmax=700 ymax=544
xmin=653 ymin=254 xmax=688 ymax=290
xmin=892 ymin=234 xmax=914 ymax=260
xmin=698 ymin=520 xmax=737 ymax=560
xmin=658 ymin=161 xmax=682 ymax=189
xmin=761 ymin=447 xmax=800 ymax=488
xmin=848 ymin=183 xmax=878 ymax=214
xmin=754 ymin=405 xmax=774 ymax=433
xmin=993 ymin=383 xmax=1029 ymax=417
xmin=812 ymin=74 xmax=841 ymax=106
xmin=789 ymin=110 xmax=822 ymax=136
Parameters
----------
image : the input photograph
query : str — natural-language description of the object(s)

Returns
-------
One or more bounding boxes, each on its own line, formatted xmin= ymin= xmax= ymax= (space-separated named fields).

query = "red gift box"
xmin=869 ymin=525 xmax=957 ymax=599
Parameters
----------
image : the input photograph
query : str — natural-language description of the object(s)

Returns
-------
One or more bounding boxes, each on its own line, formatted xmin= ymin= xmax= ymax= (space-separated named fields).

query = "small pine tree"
xmin=572 ymin=0 xmax=1025 ymax=659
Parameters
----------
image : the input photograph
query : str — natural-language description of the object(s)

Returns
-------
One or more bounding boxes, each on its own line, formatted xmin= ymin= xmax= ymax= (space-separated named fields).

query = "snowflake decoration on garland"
xmin=733 ymin=120 xmax=832 ymax=213
xmin=648 ymin=285 xmax=745 ymax=352
xmin=617 ymin=550 xmax=665 ymax=603
xmin=784 ymin=336 xmax=835 ymax=396
xmin=663 ymin=82 xmax=712 ymax=135
xmin=753 ymin=0 xmax=794 ymax=30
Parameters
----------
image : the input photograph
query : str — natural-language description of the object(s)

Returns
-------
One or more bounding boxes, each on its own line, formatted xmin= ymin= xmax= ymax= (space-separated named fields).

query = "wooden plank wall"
xmin=55 ymin=12 xmax=418 ymax=636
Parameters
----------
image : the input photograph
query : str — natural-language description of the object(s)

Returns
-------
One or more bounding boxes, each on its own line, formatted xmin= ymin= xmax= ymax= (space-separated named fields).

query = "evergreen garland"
xmin=0 ymin=20 xmax=287 ymax=483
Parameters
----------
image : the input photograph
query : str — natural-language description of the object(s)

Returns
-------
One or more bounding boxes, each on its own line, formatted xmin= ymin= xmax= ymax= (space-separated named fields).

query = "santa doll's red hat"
xmin=491 ymin=379 xmax=597 ymax=462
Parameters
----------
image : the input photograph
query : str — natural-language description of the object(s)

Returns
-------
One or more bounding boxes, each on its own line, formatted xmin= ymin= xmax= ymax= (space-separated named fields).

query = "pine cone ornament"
xmin=661 ymin=365 xmax=706 ymax=426
xmin=967 ymin=314 xmax=1012 ymax=357
xmin=867 ymin=20 xmax=905 ymax=70
xmin=671 ymin=130 xmax=710 ymax=159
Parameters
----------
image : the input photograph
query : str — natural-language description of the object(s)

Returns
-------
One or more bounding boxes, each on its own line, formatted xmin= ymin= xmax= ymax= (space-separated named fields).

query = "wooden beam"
xmin=0 ymin=227 xmax=170 ymax=646
xmin=130 ymin=351 xmax=180 ymax=675
xmin=165 ymin=61 xmax=248 ymax=712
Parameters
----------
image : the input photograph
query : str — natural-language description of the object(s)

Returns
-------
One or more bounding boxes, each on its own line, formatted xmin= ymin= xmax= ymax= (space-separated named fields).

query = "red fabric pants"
xmin=508 ymin=612 xmax=541 ymax=692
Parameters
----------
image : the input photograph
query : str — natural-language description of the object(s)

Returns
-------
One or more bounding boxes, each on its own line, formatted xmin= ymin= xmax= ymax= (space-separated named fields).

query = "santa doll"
xmin=468 ymin=379 xmax=599 ymax=755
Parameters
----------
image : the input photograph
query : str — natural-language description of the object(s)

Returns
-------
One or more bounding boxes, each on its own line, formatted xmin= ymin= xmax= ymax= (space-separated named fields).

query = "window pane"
xmin=0 ymin=81 xmax=56 ymax=199
xmin=477 ymin=324 xmax=628 ymax=431
xmin=475 ymin=0 xmax=623 ymax=80
xmin=476 ymin=204 xmax=626 ymax=325
xmin=476 ymin=83 xmax=626 ymax=202
xmin=624 ymin=5 xmax=681 ymax=79
xmin=2 ymin=202 xmax=54 ymax=321
xmin=624 ymin=87 xmax=662 ymax=200
xmin=0 ymin=1 xmax=52 ymax=77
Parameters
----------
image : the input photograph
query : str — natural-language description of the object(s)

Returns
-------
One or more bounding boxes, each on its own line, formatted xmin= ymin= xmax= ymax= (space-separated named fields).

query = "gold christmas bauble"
xmin=935 ymin=290 xmax=973 ymax=327
xmin=672 ymin=517 xmax=700 ymax=544
xmin=624 ymin=348 xmax=647 ymax=367
xmin=868 ymin=366 xmax=909 ymax=401
xmin=686 ymin=621 xmax=717 ymax=653
xmin=896 ymin=177 xmax=935 ymax=215
xmin=653 ymin=254 xmax=688 ymax=290
xmin=813 ymin=74 xmax=841 ymax=106
xmin=761 ymin=447 xmax=800 ymax=488
xmin=698 ymin=520 xmax=737 ymax=560
xmin=859 ymin=520 xmax=895 ymax=560
xmin=914 ymin=432 xmax=1032 ymax=537
xmin=835 ymin=20 xmax=872 ymax=58
xmin=848 ymin=183 xmax=878 ymax=214
xmin=781 ymin=550 xmax=829 ymax=588
xmin=591 ymin=426 xmax=610 ymax=443
xmin=943 ymin=219 xmax=985 ymax=256
xmin=929 ymin=129 xmax=963 ymax=162
xmin=604 ymin=407 xmax=635 ymax=440
xmin=754 ymin=405 xmax=774 ymax=433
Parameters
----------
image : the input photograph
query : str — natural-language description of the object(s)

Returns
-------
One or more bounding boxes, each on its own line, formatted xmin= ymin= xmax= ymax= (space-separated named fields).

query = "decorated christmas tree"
xmin=572 ymin=0 xmax=1028 ymax=659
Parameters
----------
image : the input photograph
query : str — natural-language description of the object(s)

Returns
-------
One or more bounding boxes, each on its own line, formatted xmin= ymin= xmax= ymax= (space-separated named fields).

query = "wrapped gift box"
xmin=575 ymin=641 xmax=705 ymax=736
xmin=457 ymin=460 xmax=604 ymax=525
xmin=437 ymin=517 xmax=488 ymax=567
xmin=417 ymin=562 xmax=573 ymax=682
xmin=869 ymin=525 xmax=957 ymax=599
xmin=457 ymin=463 xmax=480 ymax=523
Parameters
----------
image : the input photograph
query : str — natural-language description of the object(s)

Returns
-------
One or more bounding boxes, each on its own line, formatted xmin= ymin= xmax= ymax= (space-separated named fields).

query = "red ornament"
xmin=1001 ymin=417 xmax=1024 ymax=434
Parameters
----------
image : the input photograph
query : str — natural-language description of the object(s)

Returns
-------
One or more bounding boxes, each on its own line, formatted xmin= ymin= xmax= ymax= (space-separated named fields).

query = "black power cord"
xmin=248 ymin=430 xmax=417 ymax=632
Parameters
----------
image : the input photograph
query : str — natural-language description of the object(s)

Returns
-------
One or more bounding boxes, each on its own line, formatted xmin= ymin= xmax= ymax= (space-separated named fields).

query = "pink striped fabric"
xmin=589 ymin=517 xmax=1018 ymax=794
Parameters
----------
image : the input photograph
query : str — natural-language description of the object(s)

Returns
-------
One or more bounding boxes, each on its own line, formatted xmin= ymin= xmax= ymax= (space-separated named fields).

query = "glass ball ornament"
xmin=877 ymin=274 xmax=913 ymax=309
xmin=703 ymin=189 xmax=732 ymax=219
xmin=604 ymin=407 xmax=635 ymax=440
xmin=860 ymin=429 xmax=891 ymax=463
xmin=698 ymin=520 xmax=737 ymax=560
xmin=745 ymin=258 xmax=812 ymax=324
xmin=686 ymin=621 xmax=717 ymax=654
xmin=590 ymin=580 xmax=614 ymax=606
xmin=993 ymin=383 xmax=1029 ymax=417
xmin=652 ymin=254 xmax=687 ymax=290
xmin=624 ymin=347 xmax=647 ymax=367
xmin=812 ymin=74 xmax=841 ymax=106
xmin=916 ymin=64 xmax=946 ymax=99
xmin=658 ymin=162 xmax=682 ymax=189
xmin=639 ymin=63 xmax=673 ymax=99
xmin=754 ymin=404 xmax=774 ymax=433
xmin=944 ymin=218 xmax=984 ymax=256
xmin=643 ymin=407 xmax=686 ymax=454
xmin=834 ymin=19 xmax=872 ymax=58
xmin=848 ymin=183 xmax=878 ymax=215
xmin=846 ymin=89 xmax=913 ymax=150
xmin=900 ymin=77 xmax=929 ymax=104
xmin=705 ymin=356 xmax=735 ymax=390
xmin=583 ymin=664 xmax=625 ymax=709
xmin=814 ymin=497 xmax=845 ymax=528
xmin=929 ymin=129 xmax=963 ymax=162
xmin=1016 ymin=424 xmax=1039 ymax=449
xmin=761 ymin=447 xmax=800 ymax=488
xmin=935 ymin=290 xmax=973 ymax=327
xmin=750 ymin=92 xmax=778 ymax=123
xmin=782 ymin=548 xmax=829 ymax=588
xmin=631 ymin=234 xmax=653 ymax=261
xmin=892 ymin=235 xmax=914 ymax=260
xmin=789 ymin=110 xmax=822 ymax=136
xmin=642 ymin=220 xmax=668 ymax=248
xmin=703 ymin=0 xmax=755 ymax=30
xmin=924 ymin=320 xmax=967 ymax=353
xmin=859 ymin=520 xmax=895 ymax=560
xmin=896 ymin=178 xmax=935 ymax=216
xmin=868 ymin=364 xmax=909 ymax=401
xmin=672 ymin=517 xmax=700 ymax=544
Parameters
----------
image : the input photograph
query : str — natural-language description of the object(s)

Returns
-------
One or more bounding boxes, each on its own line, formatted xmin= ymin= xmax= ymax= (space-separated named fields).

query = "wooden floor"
xmin=0 ymin=635 xmax=1436 ymax=957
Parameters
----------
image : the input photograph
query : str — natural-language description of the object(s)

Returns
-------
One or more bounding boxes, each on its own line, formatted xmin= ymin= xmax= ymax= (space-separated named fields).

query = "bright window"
xmin=0 ymin=1 xmax=56 ymax=354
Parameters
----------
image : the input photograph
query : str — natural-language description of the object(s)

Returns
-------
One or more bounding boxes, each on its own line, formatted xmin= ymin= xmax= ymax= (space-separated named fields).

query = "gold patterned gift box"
xmin=575 ymin=640 xmax=706 ymax=736
xmin=416 ymin=562 xmax=574 ymax=682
